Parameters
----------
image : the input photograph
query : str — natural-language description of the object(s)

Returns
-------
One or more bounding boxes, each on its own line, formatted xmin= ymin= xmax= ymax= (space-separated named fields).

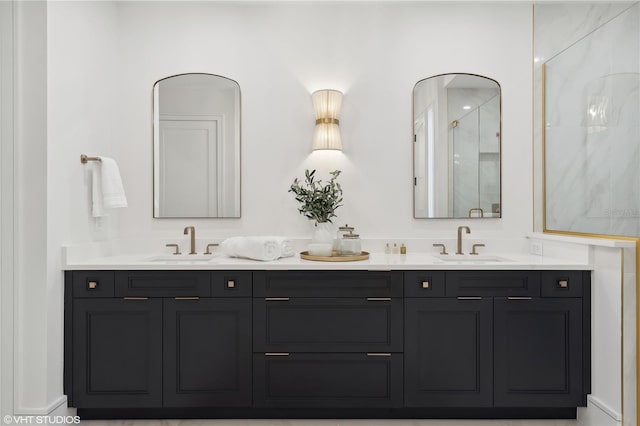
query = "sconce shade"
xmin=312 ymin=89 xmax=343 ymax=151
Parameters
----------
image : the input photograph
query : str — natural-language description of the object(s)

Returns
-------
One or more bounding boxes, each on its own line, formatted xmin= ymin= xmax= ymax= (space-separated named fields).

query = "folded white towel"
xmin=220 ymin=236 xmax=294 ymax=261
xmin=91 ymin=156 xmax=128 ymax=218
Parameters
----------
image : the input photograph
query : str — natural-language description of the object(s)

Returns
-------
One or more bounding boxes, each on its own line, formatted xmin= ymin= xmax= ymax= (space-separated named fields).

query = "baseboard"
xmin=77 ymin=407 xmax=577 ymax=420
xmin=587 ymin=395 xmax=622 ymax=421
xmin=15 ymin=395 xmax=67 ymax=416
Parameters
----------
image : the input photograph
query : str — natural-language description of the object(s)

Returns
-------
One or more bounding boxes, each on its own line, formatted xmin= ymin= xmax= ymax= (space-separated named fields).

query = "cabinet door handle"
xmin=123 ymin=297 xmax=149 ymax=300
xmin=227 ymin=280 xmax=236 ymax=288
xmin=87 ymin=281 xmax=98 ymax=290
xmin=367 ymin=297 xmax=391 ymax=301
xmin=367 ymin=353 xmax=391 ymax=357
xmin=265 ymin=297 xmax=289 ymax=301
xmin=457 ymin=296 xmax=482 ymax=300
xmin=175 ymin=297 xmax=200 ymax=300
xmin=558 ymin=280 xmax=569 ymax=288
xmin=265 ymin=352 xmax=289 ymax=356
xmin=507 ymin=296 xmax=532 ymax=300
xmin=422 ymin=281 xmax=430 ymax=289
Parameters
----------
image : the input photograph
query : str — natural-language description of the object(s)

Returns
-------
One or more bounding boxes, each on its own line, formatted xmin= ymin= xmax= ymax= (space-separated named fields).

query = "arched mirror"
xmin=153 ymin=73 xmax=241 ymax=218
xmin=413 ymin=73 xmax=501 ymax=219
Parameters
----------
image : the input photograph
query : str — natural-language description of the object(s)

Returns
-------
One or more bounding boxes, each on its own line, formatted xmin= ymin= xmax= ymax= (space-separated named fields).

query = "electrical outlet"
xmin=530 ymin=241 xmax=543 ymax=256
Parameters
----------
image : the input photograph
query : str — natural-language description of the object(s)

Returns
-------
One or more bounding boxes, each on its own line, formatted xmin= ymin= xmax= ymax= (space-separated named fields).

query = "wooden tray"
xmin=300 ymin=251 xmax=370 ymax=262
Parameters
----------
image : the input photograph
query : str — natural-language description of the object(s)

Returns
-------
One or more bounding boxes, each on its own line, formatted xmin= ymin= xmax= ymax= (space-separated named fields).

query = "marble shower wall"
xmin=535 ymin=3 xmax=640 ymax=236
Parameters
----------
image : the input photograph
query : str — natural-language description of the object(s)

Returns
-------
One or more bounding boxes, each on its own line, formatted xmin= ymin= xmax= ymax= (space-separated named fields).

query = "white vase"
xmin=311 ymin=221 xmax=334 ymax=244
xmin=308 ymin=222 xmax=334 ymax=256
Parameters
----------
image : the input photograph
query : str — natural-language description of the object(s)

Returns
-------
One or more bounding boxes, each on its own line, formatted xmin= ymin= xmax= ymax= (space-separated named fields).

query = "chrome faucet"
xmin=456 ymin=226 xmax=470 ymax=255
xmin=184 ymin=226 xmax=197 ymax=254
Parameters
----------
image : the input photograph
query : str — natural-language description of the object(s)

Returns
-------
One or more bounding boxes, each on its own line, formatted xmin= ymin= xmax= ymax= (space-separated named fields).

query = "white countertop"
xmin=62 ymin=251 xmax=592 ymax=271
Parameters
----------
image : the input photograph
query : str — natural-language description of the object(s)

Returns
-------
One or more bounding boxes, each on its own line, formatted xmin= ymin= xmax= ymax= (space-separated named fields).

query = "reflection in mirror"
xmin=153 ymin=73 xmax=240 ymax=218
xmin=413 ymin=73 xmax=501 ymax=219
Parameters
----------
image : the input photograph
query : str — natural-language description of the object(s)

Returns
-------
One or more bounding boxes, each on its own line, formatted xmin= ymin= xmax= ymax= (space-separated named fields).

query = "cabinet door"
xmin=163 ymin=298 xmax=252 ymax=407
xmin=72 ymin=298 xmax=162 ymax=408
xmin=404 ymin=297 xmax=493 ymax=407
xmin=254 ymin=353 xmax=403 ymax=408
xmin=254 ymin=297 xmax=403 ymax=352
xmin=494 ymin=297 xmax=582 ymax=407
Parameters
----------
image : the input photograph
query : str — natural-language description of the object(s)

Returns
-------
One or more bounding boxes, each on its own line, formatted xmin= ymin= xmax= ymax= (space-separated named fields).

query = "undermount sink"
xmin=144 ymin=254 xmax=219 ymax=263
xmin=434 ymin=255 xmax=512 ymax=263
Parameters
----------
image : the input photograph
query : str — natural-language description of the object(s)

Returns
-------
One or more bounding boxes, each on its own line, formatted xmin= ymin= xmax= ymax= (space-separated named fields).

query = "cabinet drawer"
xmin=212 ymin=271 xmax=252 ymax=297
xmin=446 ymin=271 xmax=540 ymax=297
xmin=404 ymin=271 xmax=445 ymax=297
xmin=254 ymin=270 xmax=402 ymax=298
xmin=114 ymin=271 xmax=211 ymax=297
xmin=541 ymin=271 xmax=584 ymax=298
xmin=253 ymin=353 xmax=403 ymax=408
xmin=254 ymin=297 xmax=403 ymax=352
xmin=72 ymin=271 xmax=115 ymax=298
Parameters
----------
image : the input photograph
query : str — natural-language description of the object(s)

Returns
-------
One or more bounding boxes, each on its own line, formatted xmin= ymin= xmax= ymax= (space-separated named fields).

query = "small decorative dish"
xmin=300 ymin=251 xmax=370 ymax=262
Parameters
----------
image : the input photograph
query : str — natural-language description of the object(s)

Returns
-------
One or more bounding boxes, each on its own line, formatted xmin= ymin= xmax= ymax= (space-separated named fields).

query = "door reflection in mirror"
xmin=153 ymin=73 xmax=241 ymax=218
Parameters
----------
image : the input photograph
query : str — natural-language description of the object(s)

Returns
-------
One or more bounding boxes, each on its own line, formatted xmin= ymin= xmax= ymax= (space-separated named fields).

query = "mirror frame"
xmin=412 ymin=72 xmax=502 ymax=219
xmin=152 ymin=72 xmax=242 ymax=219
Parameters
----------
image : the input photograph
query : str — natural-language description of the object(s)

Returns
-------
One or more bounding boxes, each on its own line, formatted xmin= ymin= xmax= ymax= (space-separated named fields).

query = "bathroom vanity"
xmin=63 ymin=260 xmax=591 ymax=420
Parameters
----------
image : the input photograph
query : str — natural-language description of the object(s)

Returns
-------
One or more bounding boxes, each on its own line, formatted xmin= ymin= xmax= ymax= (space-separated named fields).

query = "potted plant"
xmin=289 ymin=169 xmax=343 ymax=252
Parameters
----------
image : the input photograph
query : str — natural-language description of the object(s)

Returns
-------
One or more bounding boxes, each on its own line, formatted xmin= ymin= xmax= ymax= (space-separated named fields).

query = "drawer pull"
xmin=422 ymin=281 xmax=430 ymax=289
xmin=367 ymin=297 xmax=391 ymax=301
xmin=123 ymin=297 xmax=148 ymax=300
xmin=367 ymin=353 xmax=391 ymax=357
xmin=457 ymin=296 xmax=482 ymax=300
xmin=227 ymin=280 xmax=235 ymax=288
xmin=265 ymin=352 xmax=289 ymax=356
xmin=87 ymin=281 xmax=98 ymax=290
xmin=558 ymin=280 xmax=569 ymax=288
xmin=175 ymin=297 xmax=200 ymax=300
xmin=507 ymin=296 xmax=532 ymax=300
xmin=265 ymin=297 xmax=289 ymax=301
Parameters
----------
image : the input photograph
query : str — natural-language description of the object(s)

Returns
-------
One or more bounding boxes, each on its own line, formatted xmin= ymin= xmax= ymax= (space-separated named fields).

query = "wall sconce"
xmin=312 ymin=89 xmax=343 ymax=151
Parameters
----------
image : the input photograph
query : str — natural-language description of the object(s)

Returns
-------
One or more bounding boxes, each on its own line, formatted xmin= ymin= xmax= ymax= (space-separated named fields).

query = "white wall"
xmin=110 ymin=2 xmax=532 ymax=242
xmin=0 ymin=0 xmax=14 ymax=419
xmin=14 ymin=0 xmax=48 ymax=414
xmin=44 ymin=0 xmax=119 ymax=415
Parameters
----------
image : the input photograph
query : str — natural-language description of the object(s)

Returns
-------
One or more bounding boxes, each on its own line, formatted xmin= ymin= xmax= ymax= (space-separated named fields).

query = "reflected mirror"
xmin=153 ymin=73 xmax=241 ymax=218
xmin=413 ymin=73 xmax=501 ymax=218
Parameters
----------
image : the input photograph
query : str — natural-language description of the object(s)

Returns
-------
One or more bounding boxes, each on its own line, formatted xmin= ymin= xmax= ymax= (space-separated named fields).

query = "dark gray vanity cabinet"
xmin=65 ymin=270 xmax=252 ymax=409
xmin=404 ymin=270 xmax=590 ymax=409
xmin=65 ymin=268 xmax=590 ymax=418
xmin=493 ymin=270 xmax=588 ymax=407
xmin=163 ymin=297 xmax=252 ymax=407
xmin=493 ymin=297 xmax=583 ymax=407
xmin=71 ymin=297 xmax=163 ymax=408
xmin=404 ymin=297 xmax=493 ymax=407
xmin=252 ymin=270 xmax=404 ymax=408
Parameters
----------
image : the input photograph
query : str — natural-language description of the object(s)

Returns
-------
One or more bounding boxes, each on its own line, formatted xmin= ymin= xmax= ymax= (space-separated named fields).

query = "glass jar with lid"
xmin=340 ymin=233 xmax=361 ymax=256
xmin=335 ymin=224 xmax=355 ymax=254
xmin=336 ymin=224 xmax=354 ymax=241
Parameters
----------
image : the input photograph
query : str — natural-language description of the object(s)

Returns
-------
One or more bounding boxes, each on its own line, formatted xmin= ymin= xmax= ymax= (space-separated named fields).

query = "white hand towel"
xmin=220 ymin=236 xmax=294 ymax=261
xmin=91 ymin=163 xmax=105 ymax=217
xmin=100 ymin=157 xmax=128 ymax=209
xmin=90 ymin=156 xmax=128 ymax=218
